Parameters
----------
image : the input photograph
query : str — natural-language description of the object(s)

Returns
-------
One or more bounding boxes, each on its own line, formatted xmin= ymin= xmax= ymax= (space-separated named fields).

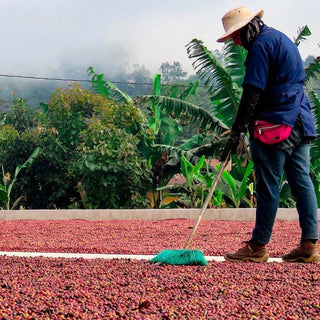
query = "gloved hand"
xmin=218 ymin=131 xmax=240 ymax=161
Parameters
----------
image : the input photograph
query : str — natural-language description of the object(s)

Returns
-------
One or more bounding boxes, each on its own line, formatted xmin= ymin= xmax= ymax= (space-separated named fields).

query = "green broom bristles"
xmin=151 ymin=249 xmax=208 ymax=266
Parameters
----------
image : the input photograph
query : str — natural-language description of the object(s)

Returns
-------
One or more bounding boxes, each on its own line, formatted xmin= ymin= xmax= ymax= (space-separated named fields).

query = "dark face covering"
xmin=240 ymin=17 xmax=264 ymax=50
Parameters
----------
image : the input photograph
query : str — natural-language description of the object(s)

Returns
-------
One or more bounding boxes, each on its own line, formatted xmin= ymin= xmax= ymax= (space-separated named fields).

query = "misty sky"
xmin=0 ymin=0 xmax=319 ymax=79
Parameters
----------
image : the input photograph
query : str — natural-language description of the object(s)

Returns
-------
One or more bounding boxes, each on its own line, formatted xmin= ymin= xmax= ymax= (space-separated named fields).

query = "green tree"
xmin=76 ymin=103 xmax=152 ymax=208
xmin=1 ymin=97 xmax=38 ymax=131
xmin=46 ymin=84 xmax=152 ymax=208
xmin=159 ymin=61 xmax=188 ymax=82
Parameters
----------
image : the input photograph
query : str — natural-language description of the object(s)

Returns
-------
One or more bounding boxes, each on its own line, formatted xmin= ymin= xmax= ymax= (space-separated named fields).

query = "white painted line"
xmin=205 ymin=256 xmax=282 ymax=263
xmin=0 ymin=252 xmax=283 ymax=263
xmin=0 ymin=251 xmax=154 ymax=260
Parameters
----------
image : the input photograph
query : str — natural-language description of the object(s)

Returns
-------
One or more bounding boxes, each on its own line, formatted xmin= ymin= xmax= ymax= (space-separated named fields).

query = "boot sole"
xmin=282 ymin=253 xmax=320 ymax=263
xmin=224 ymin=254 xmax=269 ymax=263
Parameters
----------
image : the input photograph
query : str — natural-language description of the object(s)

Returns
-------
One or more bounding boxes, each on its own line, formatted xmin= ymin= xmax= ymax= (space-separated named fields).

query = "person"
xmin=217 ymin=6 xmax=320 ymax=263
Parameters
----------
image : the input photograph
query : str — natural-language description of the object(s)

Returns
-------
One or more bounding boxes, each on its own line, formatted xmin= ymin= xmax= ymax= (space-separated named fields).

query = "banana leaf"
xmin=139 ymin=95 xmax=228 ymax=135
xmin=308 ymin=88 xmax=320 ymax=164
xmin=186 ymin=38 xmax=242 ymax=127
xmin=87 ymin=66 xmax=133 ymax=103
xmin=224 ymin=40 xmax=247 ymax=87
xmin=304 ymin=56 xmax=320 ymax=82
xmin=294 ymin=25 xmax=312 ymax=46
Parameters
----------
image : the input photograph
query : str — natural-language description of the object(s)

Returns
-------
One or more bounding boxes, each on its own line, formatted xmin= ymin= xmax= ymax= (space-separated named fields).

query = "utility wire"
xmin=0 ymin=73 xmax=318 ymax=90
xmin=0 ymin=73 xmax=90 ymax=83
xmin=0 ymin=73 xmax=188 ymax=87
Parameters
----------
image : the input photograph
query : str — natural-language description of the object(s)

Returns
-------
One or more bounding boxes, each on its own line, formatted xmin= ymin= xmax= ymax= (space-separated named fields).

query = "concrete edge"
xmin=0 ymin=208 xmax=319 ymax=221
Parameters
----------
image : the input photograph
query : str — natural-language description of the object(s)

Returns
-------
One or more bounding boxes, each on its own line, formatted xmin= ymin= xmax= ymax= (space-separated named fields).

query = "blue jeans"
xmin=250 ymin=138 xmax=319 ymax=244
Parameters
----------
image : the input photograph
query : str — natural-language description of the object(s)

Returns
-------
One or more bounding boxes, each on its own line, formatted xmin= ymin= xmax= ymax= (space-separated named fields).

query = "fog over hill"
xmin=0 ymin=0 xmax=318 ymax=107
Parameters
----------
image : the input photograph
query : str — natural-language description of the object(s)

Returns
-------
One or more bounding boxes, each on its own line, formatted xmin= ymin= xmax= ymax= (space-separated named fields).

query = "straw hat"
xmin=217 ymin=6 xmax=264 ymax=42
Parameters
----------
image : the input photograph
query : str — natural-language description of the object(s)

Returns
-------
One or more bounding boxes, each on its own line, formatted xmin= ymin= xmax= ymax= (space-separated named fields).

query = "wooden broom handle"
xmin=184 ymin=153 xmax=230 ymax=249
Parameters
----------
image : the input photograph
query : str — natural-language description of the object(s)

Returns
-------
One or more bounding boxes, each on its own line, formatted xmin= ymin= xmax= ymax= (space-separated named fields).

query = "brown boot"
xmin=224 ymin=241 xmax=269 ymax=262
xmin=282 ymin=240 xmax=320 ymax=263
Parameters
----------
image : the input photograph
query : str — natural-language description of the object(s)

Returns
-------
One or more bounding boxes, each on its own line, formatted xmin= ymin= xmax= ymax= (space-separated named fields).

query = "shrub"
xmin=0 ymin=84 xmax=152 ymax=209
xmin=75 ymin=97 xmax=152 ymax=208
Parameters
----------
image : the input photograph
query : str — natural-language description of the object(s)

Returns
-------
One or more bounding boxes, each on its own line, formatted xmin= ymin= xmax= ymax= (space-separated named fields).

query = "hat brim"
xmin=217 ymin=9 xmax=264 ymax=42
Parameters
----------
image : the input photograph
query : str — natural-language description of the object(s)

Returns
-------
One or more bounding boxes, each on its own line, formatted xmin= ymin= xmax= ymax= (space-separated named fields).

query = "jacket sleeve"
xmin=231 ymin=84 xmax=263 ymax=134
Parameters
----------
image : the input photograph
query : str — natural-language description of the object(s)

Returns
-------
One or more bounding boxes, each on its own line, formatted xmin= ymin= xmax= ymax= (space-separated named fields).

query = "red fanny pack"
xmin=253 ymin=120 xmax=292 ymax=144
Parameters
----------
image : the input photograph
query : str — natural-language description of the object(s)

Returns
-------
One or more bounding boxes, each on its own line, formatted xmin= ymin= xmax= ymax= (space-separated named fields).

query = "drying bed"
xmin=0 ymin=219 xmax=319 ymax=319
xmin=0 ymin=219 xmax=315 ymax=256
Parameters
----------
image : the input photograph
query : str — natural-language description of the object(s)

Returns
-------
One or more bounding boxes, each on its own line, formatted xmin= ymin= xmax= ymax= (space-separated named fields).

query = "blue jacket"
xmin=243 ymin=25 xmax=316 ymax=138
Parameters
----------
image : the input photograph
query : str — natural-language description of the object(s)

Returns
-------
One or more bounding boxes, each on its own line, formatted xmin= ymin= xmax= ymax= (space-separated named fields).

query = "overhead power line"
xmin=0 ymin=73 xmax=168 ymax=87
xmin=0 ymin=73 xmax=318 ymax=90
xmin=0 ymin=73 xmax=102 ymax=83
xmin=0 ymin=73 xmax=207 ymax=88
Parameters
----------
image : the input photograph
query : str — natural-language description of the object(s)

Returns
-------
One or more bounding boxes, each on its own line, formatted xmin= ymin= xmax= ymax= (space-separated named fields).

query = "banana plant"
xmin=87 ymin=67 xmax=133 ymax=103
xmin=217 ymin=159 xmax=254 ymax=208
xmin=138 ymin=77 xmax=230 ymax=171
xmin=140 ymin=95 xmax=229 ymax=137
xmin=0 ymin=147 xmax=40 ymax=210
xmin=306 ymin=76 xmax=320 ymax=206
xmin=141 ymin=74 xmax=226 ymax=182
xmin=294 ymin=25 xmax=312 ymax=46
xmin=139 ymin=39 xmax=245 ymax=168
xmin=297 ymin=28 xmax=320 ymax=206
xmin=186 ymin=38 xmax=245 ymax=127
xmin=178 ymin=154 xmax=206 ymax=207
xmin=157 ymin=153 xmax=255 ymax=208
xmin=148 ymin=74 xmax=184 ymax=145
xmin=148 ymin=74 xmax=162 ymax=136
xmin=157 ymin=154 xmax=219 ymax=208
xmin=137 ymin=40 xmax=249 ymax=208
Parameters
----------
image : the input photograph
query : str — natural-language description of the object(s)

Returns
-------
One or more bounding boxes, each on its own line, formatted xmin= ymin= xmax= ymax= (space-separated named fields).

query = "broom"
xmin=151 ymin=153 xmax=230 ymax=265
